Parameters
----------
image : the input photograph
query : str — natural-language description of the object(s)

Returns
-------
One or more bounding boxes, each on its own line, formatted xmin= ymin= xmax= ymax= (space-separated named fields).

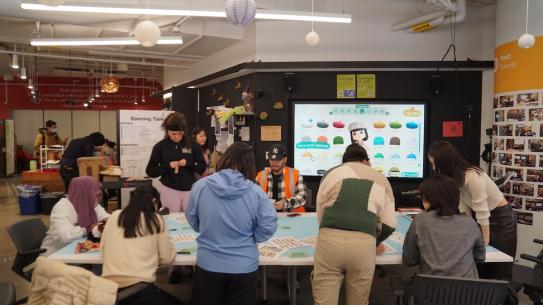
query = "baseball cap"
xmin=268 ymin=144 xmax=287 ymax=160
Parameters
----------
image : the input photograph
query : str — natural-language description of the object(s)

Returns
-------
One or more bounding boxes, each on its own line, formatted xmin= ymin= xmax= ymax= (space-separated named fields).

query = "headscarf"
xmin=68 ymin=176 xmax=101 ymax=228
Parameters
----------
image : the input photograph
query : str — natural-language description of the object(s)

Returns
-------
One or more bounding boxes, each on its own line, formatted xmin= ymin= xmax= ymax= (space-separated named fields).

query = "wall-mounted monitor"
xmin=292 ymin=101 xmax=427 ymax=178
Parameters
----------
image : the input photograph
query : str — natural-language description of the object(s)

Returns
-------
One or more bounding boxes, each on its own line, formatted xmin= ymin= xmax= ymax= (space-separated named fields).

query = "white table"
xmin=49 ymin=212 xmax=513 ymax=305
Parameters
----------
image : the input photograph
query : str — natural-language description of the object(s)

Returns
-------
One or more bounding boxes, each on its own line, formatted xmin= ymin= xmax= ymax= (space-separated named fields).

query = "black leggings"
xmin=478 ymin=204 xmax=517 ymax=280
xmin=191 ymin=265 xmax=258 ymax=305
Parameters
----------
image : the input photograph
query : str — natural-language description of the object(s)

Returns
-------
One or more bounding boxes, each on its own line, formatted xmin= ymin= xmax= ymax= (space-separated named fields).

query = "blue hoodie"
xmin=186 ymin=169 xmax=278 ymax=273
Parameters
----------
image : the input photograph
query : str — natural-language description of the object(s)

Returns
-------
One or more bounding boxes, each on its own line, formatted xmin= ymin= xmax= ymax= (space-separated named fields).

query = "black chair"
xmin=392 ymin=274 xmax=509 ymax=305
xmin=513 ymin=239 xmax=543 ymax=305
xmin=0 ymin=282 xmax=15 ymax=305
xmin=116 ymin=282 xmax=152 ymax=305
xmin=6 ymin=218 xmax=47 ymax=281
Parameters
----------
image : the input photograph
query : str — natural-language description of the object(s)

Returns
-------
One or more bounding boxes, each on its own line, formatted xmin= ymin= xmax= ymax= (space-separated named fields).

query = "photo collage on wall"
xmin=492 ymin=90 xmax=543 ymax=226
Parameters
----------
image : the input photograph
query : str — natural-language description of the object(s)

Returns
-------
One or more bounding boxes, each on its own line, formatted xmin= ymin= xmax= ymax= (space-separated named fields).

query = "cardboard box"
xmin=77 ymin=157 xmax=106 ymax=180
xmin=22 ymin=171 xmax=65 ymax=192
xmin=100 ymin=166 xmax=123 ymax=182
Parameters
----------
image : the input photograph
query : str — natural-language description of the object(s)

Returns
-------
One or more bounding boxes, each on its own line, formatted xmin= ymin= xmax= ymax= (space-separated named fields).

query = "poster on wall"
xmin=492 ymin=89 xmax=543 ymax=227
xmin=356 ymin=74 xmax=376 ymax=99
xmin=336 ymin=74 xmax=356 ymax=99
xmin=119 ymin=110 xmax=174 ymax=178
xmin=293 ymin=101 xmax=426 ymax=178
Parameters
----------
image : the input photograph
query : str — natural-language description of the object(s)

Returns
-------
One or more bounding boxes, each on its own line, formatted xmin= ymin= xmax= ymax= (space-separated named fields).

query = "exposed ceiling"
xmin=0 ymin=0 xmax=497 ymax=83
xmin=0 ymin=0 xmax=249 ymax=81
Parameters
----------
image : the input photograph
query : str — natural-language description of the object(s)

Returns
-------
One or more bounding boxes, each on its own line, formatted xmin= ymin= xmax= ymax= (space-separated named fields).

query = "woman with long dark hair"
xmin=428 ymin=141 xmax=516 ymax=279
xmin=101 ymin=185 xmax=178 ymax=305
xmin=403 ymin=175 xmax=485 ymax=278
xmin=186 ymin=142 xmax=278 ymax=305
xmin=146 ymin=112 xmax=206 ymax=213
xmin=192 ymin=126 xmax=214 ymax=178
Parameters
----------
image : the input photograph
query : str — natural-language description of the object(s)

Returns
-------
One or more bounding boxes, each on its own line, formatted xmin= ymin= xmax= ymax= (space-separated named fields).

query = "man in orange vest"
xmin=256 ymin=144 xmax=307 ymax=212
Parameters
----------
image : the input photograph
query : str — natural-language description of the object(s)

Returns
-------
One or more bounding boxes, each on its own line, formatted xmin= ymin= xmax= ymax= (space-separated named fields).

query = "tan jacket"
xmin=28 ymin=257 xmax=118 ymax=305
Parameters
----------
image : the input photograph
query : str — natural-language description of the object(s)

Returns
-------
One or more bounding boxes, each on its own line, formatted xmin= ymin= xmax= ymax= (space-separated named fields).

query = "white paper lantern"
xmin=305 ymin=31 xmax=320 ymax=46
xmin=225 ymin=0 xmax=256 ymax=26
xmin=38 ymin=0 xmax=65 ymax=6
xmin=134 ymin=20 xmax=161 ymax=47
xmin=518 ymin=33 xmax=535 ymax=49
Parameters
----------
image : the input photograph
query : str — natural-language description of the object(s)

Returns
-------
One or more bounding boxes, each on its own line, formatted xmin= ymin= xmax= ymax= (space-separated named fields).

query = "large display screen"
xmin=293 ymin=101 xmax=427 ymax=178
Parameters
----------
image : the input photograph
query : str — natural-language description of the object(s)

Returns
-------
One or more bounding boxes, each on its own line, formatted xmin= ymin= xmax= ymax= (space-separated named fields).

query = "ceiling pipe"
xmin=0 ymin=49 xmax=190 ymax=69
xmin=390 ymin=0 xmax=465 ymax=32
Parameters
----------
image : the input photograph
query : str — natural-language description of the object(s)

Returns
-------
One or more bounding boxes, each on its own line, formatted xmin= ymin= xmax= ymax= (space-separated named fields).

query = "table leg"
xmin=262 ymin=266 xmax=268 ymax=302
xmin=289 ymin=266 xmax=297 ymax=305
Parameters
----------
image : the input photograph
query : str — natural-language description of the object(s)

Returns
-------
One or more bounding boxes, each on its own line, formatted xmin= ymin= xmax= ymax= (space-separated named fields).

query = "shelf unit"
xmin=39 ymin=145 xmax=64 ymax=171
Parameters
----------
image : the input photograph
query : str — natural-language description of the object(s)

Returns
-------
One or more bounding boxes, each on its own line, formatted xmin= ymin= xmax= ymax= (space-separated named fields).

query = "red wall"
xmin=0 ymin=76 xmax=163 ymax=119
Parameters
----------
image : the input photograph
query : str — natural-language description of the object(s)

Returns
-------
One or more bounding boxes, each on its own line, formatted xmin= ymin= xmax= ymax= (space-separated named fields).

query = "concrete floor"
xmin=0 ymin=175 xmax=534 ymax=304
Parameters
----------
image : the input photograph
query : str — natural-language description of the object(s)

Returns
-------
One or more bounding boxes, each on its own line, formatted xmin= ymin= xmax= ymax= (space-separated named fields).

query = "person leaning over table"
xmin=101 ymin=184 xmax=179 ymax=305
xmin=186 ymin=142 xmax=278 ymax=305
xmin=428 ymin=140 xmax=516 ymax=280
xmin=402 ymin=174 xmax=486 ymax=278
xmin=256 ymin=143 xmax=307 ymax=212
xmin=59 ymin=132 xmax=106 ymax=192
xmin=41 ymin=176 xmax=109 ymax=256
xmin=312 ymin=144 xmax=397 ymax=305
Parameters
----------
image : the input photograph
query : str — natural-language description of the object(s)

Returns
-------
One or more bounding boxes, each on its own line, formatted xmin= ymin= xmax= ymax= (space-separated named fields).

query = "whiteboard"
xmin=119 ymin=110 xmax=174 ymax=178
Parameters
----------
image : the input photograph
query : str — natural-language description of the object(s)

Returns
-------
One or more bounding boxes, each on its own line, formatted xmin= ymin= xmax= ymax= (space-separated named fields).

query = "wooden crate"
xmin=22 ymin=170 xmax=65 ymax=192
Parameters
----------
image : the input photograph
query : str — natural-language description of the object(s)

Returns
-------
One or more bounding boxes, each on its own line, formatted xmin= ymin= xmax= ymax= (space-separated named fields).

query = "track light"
xmin=28 ymin=79 xmax=34 ymax=89
xmin=11 ymin=54 xmax=19 ymax=69
xmin=20 ymin=67 xmax=27 ymax=79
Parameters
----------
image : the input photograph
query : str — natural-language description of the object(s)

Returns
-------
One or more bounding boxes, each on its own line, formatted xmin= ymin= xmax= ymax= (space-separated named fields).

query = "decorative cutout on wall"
xmin=259 ymin=112 xmax=268 ymax=120
xmin=273 ymin=101 xmax=284 ymax=110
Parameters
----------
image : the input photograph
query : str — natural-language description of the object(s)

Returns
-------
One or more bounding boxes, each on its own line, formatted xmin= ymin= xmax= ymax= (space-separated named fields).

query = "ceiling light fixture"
xmin=305 ymin=0 xmax=320 ymax=46
xmin=518 ymin=0 xmax=535 ymax=49
xmin=11 ymin=47 xmax=19 ymax=69
xmin=30 ymin=37 xmax=182 ymax=46
xmin=21 ymin=2 xmax=351 ymax=23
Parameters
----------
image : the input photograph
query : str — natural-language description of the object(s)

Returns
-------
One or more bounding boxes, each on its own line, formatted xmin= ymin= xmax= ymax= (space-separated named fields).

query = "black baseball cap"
xmin=268 ymin=144 xmax=287 ymax=160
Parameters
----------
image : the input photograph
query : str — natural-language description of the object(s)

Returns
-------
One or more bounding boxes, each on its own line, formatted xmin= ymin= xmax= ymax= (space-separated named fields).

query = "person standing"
xmin=33 ymin=120 xmax=69 ymax=156
xmin=256 ymin=144 xmax=307 ymax=212
xmin=59 ymin=132 xmax=106 ymax=191
xmin=186 ymin=142 xmax=277 ymax=305
xmin=146 ymin=112 xmax=206 ymax=213
xmin=428 ymin=140 xmax=517 ymax=280
xmin=312 ymin=144 xmax=396 ymax=305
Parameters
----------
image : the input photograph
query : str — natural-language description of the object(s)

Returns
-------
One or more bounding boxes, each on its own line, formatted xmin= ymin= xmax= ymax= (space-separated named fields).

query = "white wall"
xmin=495 ymin=0 xmax=543 ymax=265
xmin=12 ymin=109 xmax=118 ymax=154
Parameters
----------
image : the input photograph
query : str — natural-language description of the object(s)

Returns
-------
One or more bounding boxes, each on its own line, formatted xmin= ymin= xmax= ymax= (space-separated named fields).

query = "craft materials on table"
xmin=269 ymin=236 xmax=306 ymax=250
xmin=170 ymin=234 xmax=196 ymax=243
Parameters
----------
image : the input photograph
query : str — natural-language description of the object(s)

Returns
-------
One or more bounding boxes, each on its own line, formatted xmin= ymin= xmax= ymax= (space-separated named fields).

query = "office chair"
xmin=513 ymin=239 xmax=543 ymax=305
xmin=392 ymin=274 xmax=509 ymax=305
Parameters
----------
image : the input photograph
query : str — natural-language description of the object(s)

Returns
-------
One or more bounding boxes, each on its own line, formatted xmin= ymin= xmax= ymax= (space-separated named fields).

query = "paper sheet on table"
xmin=170 ymin=234 xmax=196 ymax=243
xmin=258 ymin=244 xmax=285 ymax=258
xmin=269 ymin=236 xmax=306 ymax=250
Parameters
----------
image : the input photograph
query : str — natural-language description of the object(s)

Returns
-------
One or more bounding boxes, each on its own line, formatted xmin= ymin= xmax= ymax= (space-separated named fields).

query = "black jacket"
xmin=60 ymin=136 xmax=95 ymax=168
xmin=146 ymin=138 xmax=206 ymax=191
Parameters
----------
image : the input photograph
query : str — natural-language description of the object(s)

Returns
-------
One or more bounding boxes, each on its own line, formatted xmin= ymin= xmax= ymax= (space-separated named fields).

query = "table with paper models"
xmin=49 ymin=212 xmax=512 ymax=305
